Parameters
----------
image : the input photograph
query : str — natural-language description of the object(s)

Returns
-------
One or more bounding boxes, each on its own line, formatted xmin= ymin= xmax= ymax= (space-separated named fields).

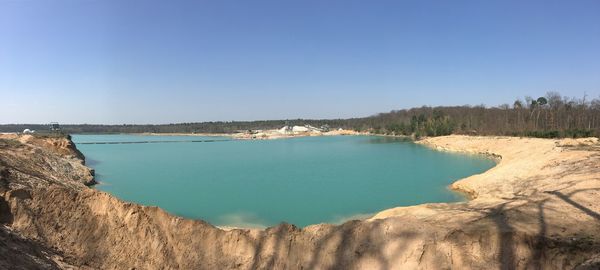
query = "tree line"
xmin=1 ymin=92 xmax=598 ymax=138
xmin=349 ymin=92 xmax=600 ymax=138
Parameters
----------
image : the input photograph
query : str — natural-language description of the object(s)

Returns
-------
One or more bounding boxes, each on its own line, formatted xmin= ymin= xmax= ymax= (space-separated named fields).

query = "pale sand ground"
xmin=372 ymin=135 xmax=599 ymax=219
xmin=138 ymin=129 xmax=362 ymax=140
xmin=232 ymin=129 xmax=363 ymax=140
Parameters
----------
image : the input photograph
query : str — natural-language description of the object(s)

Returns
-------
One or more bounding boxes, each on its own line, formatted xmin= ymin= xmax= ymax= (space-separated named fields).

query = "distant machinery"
xmin=279 ymin=121 xmax=293 ymax=134
xmin=49 ymin=122 xmax=61 ymax=132
xmin=278 ymin=126 xmax=292 ymax=134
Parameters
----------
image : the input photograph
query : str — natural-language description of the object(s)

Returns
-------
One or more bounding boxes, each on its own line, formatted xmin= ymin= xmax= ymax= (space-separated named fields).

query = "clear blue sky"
xmin=1 ymin=0 xmax=599 ymax=124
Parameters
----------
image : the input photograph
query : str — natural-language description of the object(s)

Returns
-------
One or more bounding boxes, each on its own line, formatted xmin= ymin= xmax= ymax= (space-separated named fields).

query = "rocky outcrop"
xmin=1 ymin=134 xmax=599 ymax=269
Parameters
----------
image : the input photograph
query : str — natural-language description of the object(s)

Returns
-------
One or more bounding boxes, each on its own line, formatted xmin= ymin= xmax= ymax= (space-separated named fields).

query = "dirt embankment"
xmin=1 ymin=134 xmax=600 ymax=269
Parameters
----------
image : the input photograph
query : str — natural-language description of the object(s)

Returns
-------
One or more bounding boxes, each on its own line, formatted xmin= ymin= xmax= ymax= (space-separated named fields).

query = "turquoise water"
xmin=72 ymin=135 xmax=495 ymax=227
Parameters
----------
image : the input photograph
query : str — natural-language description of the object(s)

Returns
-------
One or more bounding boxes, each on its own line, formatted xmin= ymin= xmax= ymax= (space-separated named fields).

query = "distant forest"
xmin=2 ymin=92 xmax=599 ymax=138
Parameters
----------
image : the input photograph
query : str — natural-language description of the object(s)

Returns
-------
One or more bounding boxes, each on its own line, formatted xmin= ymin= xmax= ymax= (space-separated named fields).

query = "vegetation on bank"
xmin=360 ymin=92 xmax=599 ymax=138
xmin=1 ymin=92 xmax=598 ymax=139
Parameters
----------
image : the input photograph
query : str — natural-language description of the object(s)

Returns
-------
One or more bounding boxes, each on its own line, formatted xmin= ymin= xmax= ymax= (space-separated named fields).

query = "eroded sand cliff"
xmin=1 ymin=134 xmax=599 ymax=269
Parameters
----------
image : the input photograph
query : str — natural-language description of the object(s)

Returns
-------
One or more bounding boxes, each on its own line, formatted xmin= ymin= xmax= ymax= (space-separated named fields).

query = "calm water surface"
xmin=72 ymin=135 xmax=495 ymax=227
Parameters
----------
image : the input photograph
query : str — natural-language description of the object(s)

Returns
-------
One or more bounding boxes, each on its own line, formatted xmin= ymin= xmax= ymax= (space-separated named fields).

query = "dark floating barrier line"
xmin=77 ymin=139 xmax=233 ymax=145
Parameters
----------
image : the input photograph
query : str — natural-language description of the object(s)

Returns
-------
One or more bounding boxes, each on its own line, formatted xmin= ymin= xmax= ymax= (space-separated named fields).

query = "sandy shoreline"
xmin=371 ymin=135 xmax=599 ymax=218
xmin=135 ymin=129 xmax=364 ymax=140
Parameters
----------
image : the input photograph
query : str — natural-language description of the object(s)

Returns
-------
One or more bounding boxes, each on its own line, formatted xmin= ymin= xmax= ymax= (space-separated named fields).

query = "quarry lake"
xmin=72 ymin=134 xmax=495 ymax=227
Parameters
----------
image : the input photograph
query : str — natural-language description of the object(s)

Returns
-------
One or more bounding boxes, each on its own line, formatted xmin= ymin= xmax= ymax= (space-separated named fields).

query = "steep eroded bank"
xmin=1 ymin=134 xmax=599 ymax=269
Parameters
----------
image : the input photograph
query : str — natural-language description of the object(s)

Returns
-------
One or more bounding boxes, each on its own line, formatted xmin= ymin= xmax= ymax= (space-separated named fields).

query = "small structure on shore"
xmin=22 ymin=129 xmax=35 ymax=134
xmin=49 ymin=122 xmax=61 ymax=132
xmin=278 ymin=126 xmax=293 ymax=134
